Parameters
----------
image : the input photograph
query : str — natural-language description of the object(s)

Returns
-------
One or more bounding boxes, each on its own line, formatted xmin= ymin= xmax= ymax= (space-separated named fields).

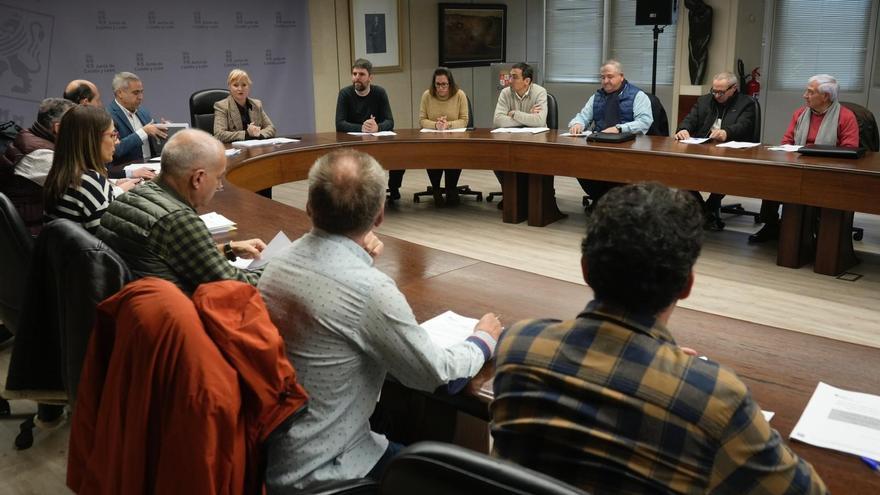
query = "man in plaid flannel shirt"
xmin=98 ymin=129 xmax=265 ymax=294
xmin=491 ymin=182 xmax=827 ymax=494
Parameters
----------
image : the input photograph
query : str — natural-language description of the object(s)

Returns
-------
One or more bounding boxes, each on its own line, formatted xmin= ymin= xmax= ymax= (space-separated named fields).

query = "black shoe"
xmin=0 ymin=324 xmax=12 ymax=346
xmin=388 ymin=188 xmax=401 ymax=201
xmin=748 ymin=223 xmax=779 ymax=243
xmin=704 ymin=209 xmax=725 ymax=231
xmin=496 ymin=199 xmax=504 ymax=210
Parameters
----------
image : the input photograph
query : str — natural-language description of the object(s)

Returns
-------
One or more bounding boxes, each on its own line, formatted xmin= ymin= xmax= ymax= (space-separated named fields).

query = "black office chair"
xmin=413 ymin=95 xmax=482 ymax=204
xmin=5 ymin=219 xmax=131 ymax=449
xmin=380 ymin=441 xmax=589 ymax=495
xmin=189 ymin=89 xmax=230 ymax=133
xmin=487 ymin=93 xmax=559 ymax=204
xmin=718 ymin=96 xmax=763 ymax=223
xmin=840 ymin=101 xmax=878 ymax=241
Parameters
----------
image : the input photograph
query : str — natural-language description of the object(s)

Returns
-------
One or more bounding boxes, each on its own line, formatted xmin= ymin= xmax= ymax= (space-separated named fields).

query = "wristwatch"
xmin=223 ymin=241 xmax=236 ymax=261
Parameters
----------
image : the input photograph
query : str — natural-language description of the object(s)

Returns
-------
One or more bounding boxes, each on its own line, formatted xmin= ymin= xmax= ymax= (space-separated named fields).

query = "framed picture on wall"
xmin=350 ymin=0 xmax=401 ymax=72
xmin=438 ymin=3 xmax=506 ymax=68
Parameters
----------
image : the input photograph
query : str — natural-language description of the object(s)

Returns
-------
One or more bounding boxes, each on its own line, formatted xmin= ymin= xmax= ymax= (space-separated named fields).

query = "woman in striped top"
xmin=43 ymin=106 xmax=138 ymax=233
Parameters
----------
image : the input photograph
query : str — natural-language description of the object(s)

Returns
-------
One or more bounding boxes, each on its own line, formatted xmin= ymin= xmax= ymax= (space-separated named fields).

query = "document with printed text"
xmin=420 ymin=310 xmax=478 ymax=349
xmin=790 ymin=382 xmax=880 ymax=460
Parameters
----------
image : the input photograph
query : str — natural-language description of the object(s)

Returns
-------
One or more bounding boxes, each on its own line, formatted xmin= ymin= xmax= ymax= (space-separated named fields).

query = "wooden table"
xmin=213 ymin=184 xmax=880 ymax=494
xmin=225 ymin=130 xmax=880 ymax=276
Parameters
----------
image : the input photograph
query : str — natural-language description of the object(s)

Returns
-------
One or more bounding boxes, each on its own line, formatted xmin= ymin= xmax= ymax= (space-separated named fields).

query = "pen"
xmin=861 ymin=456 xmax=879 ymax=471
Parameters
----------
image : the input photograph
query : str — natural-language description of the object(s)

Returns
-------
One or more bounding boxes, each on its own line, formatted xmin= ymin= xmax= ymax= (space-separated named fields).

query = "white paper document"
xmin=715 ymin=141 xmax=761 ymax=149
xmin=762 ymin=410 xmax=775 ymax=422
xmin=123 ymin=162 xmax=160 ymax=174
xmin=231 ymin=137 xmax=300 ymax=148
xmin=767 ymin=144 xmax=802 ymax=152
xmin=679 ymin=137 xmax=711 ymax=144
xmin=491 ymin=127 xmax=550 ymax=134
xmin=199 ymin=211 xmax=236 ymax=234
xmin=789 ymin=382 xmax=880 ymax=460
xmin=559 ymin=131 xmax=592 ymax=137
xmin=225 ymin=148 xmax=241 ymax=157
xmin=228 ymin=231 xmax=291 ymax=270
xmin=420 ymin=310 xmax=478 ymax=349
xmin=346 ymin=131 xmax=398 ymax=136
xmin=419 ymin=128 xmax=468 ymax=133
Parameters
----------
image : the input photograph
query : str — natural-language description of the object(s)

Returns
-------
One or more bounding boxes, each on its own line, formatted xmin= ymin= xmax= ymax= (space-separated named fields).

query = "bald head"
xmin=63 ymin=79 xmax=102 ymax=106
xmin=161 ymin=129 xmax=225 ymax=178
xmin=308 ymin=149 xmax=387 ymax=235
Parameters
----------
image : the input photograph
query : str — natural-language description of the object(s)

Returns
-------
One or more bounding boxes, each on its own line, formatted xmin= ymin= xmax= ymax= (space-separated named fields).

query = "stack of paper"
xmin=559 ymin=131 xmax=592 ymax=137
xmin=767 ymin=144 xmax=802 ymax=152
xmin=231 ymin=137 xmax=300 ymax=148
xmin=229 ymin=231 xmax=292 ymax=270
xmin=419 ymin=128 xmax=468 ymax=133
xmin=123 ymin=162 xmax=160 ymax=174
xmin=790 ymin=382 xmax=880 ymax=460
xmin=199 ymin=212 xmax=236 ymax=234
xmin=225 ymin=148 xmax=242 ymax=157
xmin=347 ymin=131 xmax=398 ymax=136
xmin=680 ymin=137 xmax=711 ymax=144
xmin=420 ymin=310 xmax=478 ymax=349
xmin=715 ymin=141 xmax=761 ymax=149
xmin=491 ymin=127 xmax=550 ymax=134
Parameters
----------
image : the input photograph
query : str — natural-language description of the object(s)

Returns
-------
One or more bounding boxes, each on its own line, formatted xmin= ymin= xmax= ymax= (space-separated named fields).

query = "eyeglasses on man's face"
xmin=710 ymin=84 xmax=736 ymax=96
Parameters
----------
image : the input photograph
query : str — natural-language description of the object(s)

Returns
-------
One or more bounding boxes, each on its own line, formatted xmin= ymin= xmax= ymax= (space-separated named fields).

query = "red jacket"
xmin=68 ymin=278 xmax=308 ymax=495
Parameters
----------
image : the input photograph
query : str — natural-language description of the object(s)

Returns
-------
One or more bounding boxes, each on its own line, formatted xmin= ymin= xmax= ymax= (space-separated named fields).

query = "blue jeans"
xmin=366 ymin=440 xmax=405 ymax=480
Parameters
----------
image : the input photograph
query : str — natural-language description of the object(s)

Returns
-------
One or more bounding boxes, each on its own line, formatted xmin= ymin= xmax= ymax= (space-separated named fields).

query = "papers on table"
xmin=559 ymin=131 xmax=592 ymax=137
xmin=679 ymin=137 xmax=711 ymax=144
xmin=491 ymin=127 xmax=550 ymax=134
xmin=715 ymin=141 xmax=761 ymax=149
xmin=228 ymin=231 xmax=291 ymax=270
xmin=420 ymin=310 xmax=478 ymax=349
xmin=231 ymin=137 xmax=300 ymax=148
xmin=790 ymin=382 xmax=880 ymax=460
xmin=347 ymin=131 xmax=398 ymax=136
xmin=762 ymin=410 xmax=775 ymax=423
xmin=225 ymin=148 xmax=241 ymax=157
xmin=124 ymin=162 xmax=160 ymax=174
xmin=199 ymin=211 xmax=236 ymax=234
xmin=767 ymin=144 xmax=803 ymax=152
xmin=419 ymin=128 xmax=469 ymax=133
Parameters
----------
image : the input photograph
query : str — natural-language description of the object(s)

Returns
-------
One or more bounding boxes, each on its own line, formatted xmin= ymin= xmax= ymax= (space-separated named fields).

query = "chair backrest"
xmin=0 ymin=191 xmax=34 ymax=334
xmin=189 ymin=89 xmax=230 ymax=133
xmin=380 ymin=442 xmax=590 ymax=495
xmin=546 ymin=93 xmax=559 ymax=130
xmin=466 ymin=94 xmax=475 ymax=128
xmin=645 ymin=93 xmax=669 ymax=136
xmin=841 ymin=101 xmax=880 ymax=151
xmin=5 ymin=218 xmax=131 ymax=404
xmin=751 ymin=95 xmax=762 ymax=143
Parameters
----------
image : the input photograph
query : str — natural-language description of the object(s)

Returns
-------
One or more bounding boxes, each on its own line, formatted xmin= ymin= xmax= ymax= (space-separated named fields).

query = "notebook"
xmin=797 ymin=144 xmax=865 ymax=159
xmin=586 ymin=132 xmax=636 ymax=143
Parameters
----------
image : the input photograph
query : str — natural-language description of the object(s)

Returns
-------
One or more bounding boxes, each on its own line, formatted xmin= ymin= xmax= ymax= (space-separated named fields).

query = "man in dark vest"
xmin=97 ymin=129 xmax=266 ymax=294
xmin=568 ymin=60 xmax=653 ymax=204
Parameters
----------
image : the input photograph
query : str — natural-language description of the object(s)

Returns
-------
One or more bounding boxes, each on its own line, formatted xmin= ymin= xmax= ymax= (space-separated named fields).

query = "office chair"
xmin=0 ymin=192 xmax=33 ymax=418
xmin=487 ymin=92 xmax=559 ymax=204
xmin=840 ymin=101 xmax=878 ymax=241
xmin=5 ymin=219 xmax=131 ymax=449
xmin=189 ymin=88 xmax=231 ymax=133
xmin=413 ymin=95 xmax=483 ymax=204
xmin=718 ymin=96 xmax=762 ymax=223
xmin=380 ymin=441 xmax=589 ymax=495
xmin=582 ymin=93 xmax=666 ymax=208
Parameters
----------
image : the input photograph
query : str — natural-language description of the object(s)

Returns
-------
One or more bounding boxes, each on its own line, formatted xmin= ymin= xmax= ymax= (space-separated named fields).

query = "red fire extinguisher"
xmin=745 ymin=68 xmax=761 ymax=99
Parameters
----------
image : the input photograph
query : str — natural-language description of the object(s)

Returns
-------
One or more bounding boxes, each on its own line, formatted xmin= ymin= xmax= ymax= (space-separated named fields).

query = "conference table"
xmin=211 ymin=179 xmax=880 ymax=494
xmin=226 ymin=129 xmax=880 ymax=277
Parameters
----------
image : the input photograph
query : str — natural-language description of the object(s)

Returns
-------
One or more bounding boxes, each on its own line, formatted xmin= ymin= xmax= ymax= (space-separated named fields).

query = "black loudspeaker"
xmin=636 ymin=0 xmax=674 ymax=25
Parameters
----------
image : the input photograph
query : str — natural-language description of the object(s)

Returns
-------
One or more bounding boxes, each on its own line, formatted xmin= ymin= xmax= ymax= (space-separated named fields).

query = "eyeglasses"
xmin=103 ymin=130 xmax=119 ymax=139
xmin=434 ymin=82 xmax=449 ymax=87
xmin=710 ymin=84 xmax=736 ymax=96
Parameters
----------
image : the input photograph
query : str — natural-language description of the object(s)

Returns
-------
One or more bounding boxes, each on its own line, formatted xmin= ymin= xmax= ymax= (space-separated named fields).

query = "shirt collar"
xmin=116 ymin=99 xmax=137 ymax=118
xmin=578 ymin=299 xmax=676 ymax=344
xmin=153 ymin=179 xmax=195 ymax=212
xmin=310 ymin=228 xmax=374 ymax=266
xmin=514 ymin=84 xmax=531 ymax=101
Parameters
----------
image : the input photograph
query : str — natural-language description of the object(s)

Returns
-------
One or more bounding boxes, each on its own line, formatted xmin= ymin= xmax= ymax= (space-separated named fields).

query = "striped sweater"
xmin=45 ymin=170 xmax=113 ymax=233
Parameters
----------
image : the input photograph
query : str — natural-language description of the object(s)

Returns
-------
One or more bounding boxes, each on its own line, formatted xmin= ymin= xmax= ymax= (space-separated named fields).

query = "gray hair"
xmin=308 ymin=149 xmax=387 ymax=235
xmin=160 ymin=129 xmax=225 ymax=178
xmin=36 ymin=97 xmax=76 ymax=129
xmin=601 ymin=59 xmax=623 ymax=74
xmin=111 ymin=71 xmax=141 ymax=93
xmin=713 ymin=71 xmax=739 ymax=88
xmin=808 ymin=74 xmax=839 ymax=102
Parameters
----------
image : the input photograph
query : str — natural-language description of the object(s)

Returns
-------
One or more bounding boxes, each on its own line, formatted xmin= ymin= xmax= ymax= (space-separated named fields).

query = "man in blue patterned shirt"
xmin=491 ymin=182 xmax=827 ymax=494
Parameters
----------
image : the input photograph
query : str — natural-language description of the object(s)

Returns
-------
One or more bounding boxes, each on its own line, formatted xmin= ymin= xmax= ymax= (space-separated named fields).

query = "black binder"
xmin=797 ymin=144 xmax=865 ymax=159
xmin=587 ymin=132 xmax=636 ymax=143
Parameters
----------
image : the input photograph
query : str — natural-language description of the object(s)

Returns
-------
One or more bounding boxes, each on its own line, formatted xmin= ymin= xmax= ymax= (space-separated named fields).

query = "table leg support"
xmin=814 ymin=208 xmax=859 ymax=276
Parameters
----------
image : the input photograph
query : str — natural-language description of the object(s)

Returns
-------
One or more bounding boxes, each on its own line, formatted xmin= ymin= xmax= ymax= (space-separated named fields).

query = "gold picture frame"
xmin=350 ymin=0 xmax=402 ymax=73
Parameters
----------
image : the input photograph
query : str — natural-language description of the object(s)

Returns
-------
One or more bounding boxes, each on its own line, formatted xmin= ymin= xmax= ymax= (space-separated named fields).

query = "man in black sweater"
xmin=335 ymin=58 xmax=399 ymax=199
xmin=674 ymin=71 xmax=757 ymax=230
